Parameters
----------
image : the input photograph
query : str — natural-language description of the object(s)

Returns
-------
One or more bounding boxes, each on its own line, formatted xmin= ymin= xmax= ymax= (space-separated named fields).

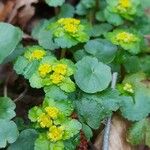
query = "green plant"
xmin=1 ymin=0 xmax=150 ymax=149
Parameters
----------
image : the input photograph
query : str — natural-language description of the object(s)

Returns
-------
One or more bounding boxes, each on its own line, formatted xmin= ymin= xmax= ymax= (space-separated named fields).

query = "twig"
xmin=3 ymin=75 xmax=10 ymax=97
xmin=102 ymin=72 xmax=118 ymax=150
xmin=14 ymin=87 xmax=28 ymax=103
xmin=60 ymin=49 xmax=66 ymax=59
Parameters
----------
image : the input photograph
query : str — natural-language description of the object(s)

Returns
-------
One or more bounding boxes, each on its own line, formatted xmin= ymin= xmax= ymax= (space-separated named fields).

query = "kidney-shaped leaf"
xmin=0 ymin=119 xmax=19 ymax=148
xmin=45 ymin=0 xmax=65 ymax=7
xmin=84 ymin=39 xmax=117 ymax=64
xmin=0 ymin=23 xmax=22 ymax=63
xmin=74 ymin=56 xmax=112 ymax=93
xmin=0 ymin=97 xmax=16 ymax=120
xmin=8 ymin=129 xmax=38 ymax=150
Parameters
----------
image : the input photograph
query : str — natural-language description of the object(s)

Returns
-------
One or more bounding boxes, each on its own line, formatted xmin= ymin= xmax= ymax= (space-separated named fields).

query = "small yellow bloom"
xmin=123 ymin=83 xmax=134 ymax=93
xmin=57 ymin=18 xmax=80 ymax=34
xmin=47 ymin=125 xmax=64 ymax=142
xmin=117 ymin=0 xmax=131 ymax=12
xmin=116 ymin=32 xmax=138 ymax=43
xmin=45 ymin=106 xmax=59 ymax=119
xmin=38 ymin=63 xmax=52 ymax=77
xmin=30 ymin=50 xmax=46 ymax=60
xmin=50 ymin=73 xmax=64 ymax=84
xmin=37 ymin=113 xmax=52 ymax=128
xmin=53 ymin=64 xmax=67 ymax=75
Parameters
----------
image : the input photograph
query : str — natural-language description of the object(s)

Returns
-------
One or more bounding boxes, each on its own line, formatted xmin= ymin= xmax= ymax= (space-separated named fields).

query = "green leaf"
xmin=58 ymin=4 xmax=75 ymax=18
xmin=82 ymin=123 xmax=93 ymax=140
xmin=63 ymin=119 xmax=82 ymax=140
xmin=28 ymin=106 xmax=43 ymax=122
xmin=45 ymin=0 xmax=65 ymax=7
xmin=0 ymin=119 xmax=19 ymax=148
xmin=84 ymin=39 xmax=117 ymax=63
xmin=34 ymin=134 xmax=50 ymax=150
xmin=60 ymin=78 xmax=76 ymax=93
xmin=74 ymin=56 xmax=112 ymax=93
xmin=8 ymin=129 xmax=38 ymax=150
xmin=104 ymin=9 xmax=123 ymax=26
xmin=38 ymin=30 xmax=58 ymax=50
xmin=0 ymin=23 xmax=22 ymax=63
xmin=127 ymin=118 xmax=150 ymax=147
xmin=91 ymin=24 xmax=113 ymax=37
xmin=0 ymin=97 xmax=16 ymax=120
xmin=120 ymin=90 xmax=150 ymax=121
xmin=44 ymin=85 xmax=68 ymax=100
xmin=75 ymin=98 xmax=110 ymax=129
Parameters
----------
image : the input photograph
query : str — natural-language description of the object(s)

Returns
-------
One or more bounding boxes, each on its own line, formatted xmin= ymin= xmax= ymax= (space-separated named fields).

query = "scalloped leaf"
xmin=127 ymin=118 xmax=150 ymax=147
xmin=120 ymin=90 xmax=150 ymax=121
xmin=8 ymin=129 xmax=38 ymax=150
xmin=0 ymin=119 xmax=19 ymax=148
xmin=0 ymin=97 xmax=16 ymax=120
xmin=0 ymin=23 xmax=22 ymax=63
xmin=84 ymin=39 xmax=117 ymax=63
xmin=74 ymin=56 xmax=112 ymax=93
xmin=45 ymin=0 xmax=65 ymax=7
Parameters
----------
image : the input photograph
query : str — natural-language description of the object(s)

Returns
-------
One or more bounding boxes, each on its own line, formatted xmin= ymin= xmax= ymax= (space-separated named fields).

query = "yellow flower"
xmin=45 ymin=106 xmax=59 ymax=119
xmin=47 ymin=125 xmax=64 ymax=142
xmin=123 ymin=83 xmax=134 ymax=93
xmin=50 ymin=73 xmax=64 ymax=84
xmin=37 ymin=113 xmax=52 ymax=128
xmin=117 ymin=0 xmax=132 ymax=12
xmin=57 ymin=18 xmax=80 ymax=34
xmin=30 ymin=50 xmax=46 ymax=60
xmin=116 ymin=32 xmax=138 ymax=43
xmin=38 ymin=63 xmax=52 ymax=77
xmin=53 ymin=64 xmax=67 ymax=75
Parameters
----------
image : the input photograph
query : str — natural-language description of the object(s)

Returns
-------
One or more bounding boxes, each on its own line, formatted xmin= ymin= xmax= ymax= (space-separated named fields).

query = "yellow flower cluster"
xmin=116 ymin=32 xmax=138 ymax=43
xmin=37 ymin=106 xmax=65 ymax=142
xmin=30 ymin=50 xmax=46 ymax=61
xmin=117 ymin=0 xmax=131 ymax=12
xmin=38 ymin=64 xmax=52 ymax=77
xmin=37 ymin=113 xmax=52 ymax=128
xmin=37 ymin=106 xmax=59 ymax=128
xmin=57 ymin=18 xmax=80 ymax=34
xmin=47 ymin=125 xmax=64 ymax=142
xmin=38 ymin=63 xmax=68 ymax=84
xmin=123 ymin=83 xmax=134 ymax=93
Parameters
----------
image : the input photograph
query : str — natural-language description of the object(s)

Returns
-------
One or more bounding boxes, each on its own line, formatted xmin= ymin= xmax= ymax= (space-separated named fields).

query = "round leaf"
xmin=74 ymin=56 xmax=112 ymax=93
xmin=0 ymin=97 xmax=16 ymax=120
xmin=84 ymin=39 xmax=117 ymax=63
xmin=0 ymin=119 xmax=19 ymax=148
xmin=0 ymin=23 xmax=22 ymax=63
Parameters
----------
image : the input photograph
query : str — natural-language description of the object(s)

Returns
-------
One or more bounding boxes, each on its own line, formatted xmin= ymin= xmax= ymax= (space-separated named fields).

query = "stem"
xmin=102 ymin=72 xmax=118 ymax=150
xmin=54 ymin=7 xmax=60 ymax=15
xmin=14 ymin=87 xmax=27 ymax=103
xmin=60 ymin=49 xmax=66 ymax=59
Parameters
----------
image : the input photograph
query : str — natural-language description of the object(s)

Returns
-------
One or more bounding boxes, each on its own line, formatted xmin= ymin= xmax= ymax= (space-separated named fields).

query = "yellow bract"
xmin=116 ymin=32 xmax=137 ymax=43
xmin=123 ymin=83 xmax=134 ymax=93
xmin=30 ymin=50 xmax=46 ymax=60
xmin=37 ymin=113 xmax=52 ymax=128
xmin=57 ymin=18 xmax=80 ymax=33
xmin=50 ymin=73 xmax=64 ymax=84
xmin=53 ymin=64 xmax=67 ymax=75
xmin=45 ymin=106 xmax=59 ymax=119
xmin=38 ymin=63 xmax=52 ymax=77
xmin=47 ymin=126 xmax=64 ymax=142
xmin=117 ymin=0 xmax=131 ymax=12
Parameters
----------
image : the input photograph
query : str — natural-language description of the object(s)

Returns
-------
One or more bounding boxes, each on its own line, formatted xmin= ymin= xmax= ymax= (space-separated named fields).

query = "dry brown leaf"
xmin=94 ymin=115 xmax=138 ymax=150
xmin=7 ymin=0 xmax=39 ymax=28
xmin=0 ymin=0 xmax=15 ymax=21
